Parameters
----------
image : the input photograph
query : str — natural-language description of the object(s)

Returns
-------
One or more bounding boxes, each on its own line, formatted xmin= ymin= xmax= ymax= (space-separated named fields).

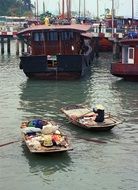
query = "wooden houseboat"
xmin=17 ymin=24 xmax=94 ymax=80
xmin=111 ymin=32 xmax=138 ymax=81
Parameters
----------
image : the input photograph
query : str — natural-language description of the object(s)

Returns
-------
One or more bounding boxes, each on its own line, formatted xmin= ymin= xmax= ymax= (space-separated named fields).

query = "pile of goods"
xmin=20 ymin=119 xmax=69 ymax=151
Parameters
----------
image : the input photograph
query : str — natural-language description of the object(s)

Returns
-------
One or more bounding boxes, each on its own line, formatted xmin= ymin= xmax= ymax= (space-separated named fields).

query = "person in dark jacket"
xmin=93 ymin=104 xmax=104 ymax=122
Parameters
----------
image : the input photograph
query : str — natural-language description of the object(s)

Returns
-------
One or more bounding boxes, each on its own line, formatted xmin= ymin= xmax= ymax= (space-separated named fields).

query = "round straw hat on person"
xmin=95 ymin=104 xmax=104 ymax=110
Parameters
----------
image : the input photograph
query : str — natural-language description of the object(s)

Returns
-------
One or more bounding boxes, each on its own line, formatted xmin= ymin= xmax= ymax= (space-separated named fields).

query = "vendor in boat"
xmin=93 ymin=104 xmax=104 ymax=122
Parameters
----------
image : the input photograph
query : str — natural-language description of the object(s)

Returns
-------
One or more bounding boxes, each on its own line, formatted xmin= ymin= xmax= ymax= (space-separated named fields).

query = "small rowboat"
xmin=20 ymin=119 xmax=73 ymax=153
xmin=61 ymin=104 xmax=122 ymax=131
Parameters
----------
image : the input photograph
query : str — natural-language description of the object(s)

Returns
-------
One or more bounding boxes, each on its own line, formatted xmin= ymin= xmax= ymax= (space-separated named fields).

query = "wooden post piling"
xmin=1 ymin=37 xmax=4 ymax=54
xmin=7 ymin=37 xmax=11 ymax=54
xmin=21 ymin=40 xmax=25 ymax=53
xmin=16 ymin=39 xmax=19 ymax=55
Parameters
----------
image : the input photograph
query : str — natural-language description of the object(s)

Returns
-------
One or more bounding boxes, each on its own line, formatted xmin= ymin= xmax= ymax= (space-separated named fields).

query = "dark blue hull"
xmin=20 ymin=53 xmax=94 ymax=80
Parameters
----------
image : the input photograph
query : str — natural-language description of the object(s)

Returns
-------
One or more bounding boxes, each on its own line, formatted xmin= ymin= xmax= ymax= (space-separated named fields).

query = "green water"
xmin=0 ymin=51 xmax=138 ymax=190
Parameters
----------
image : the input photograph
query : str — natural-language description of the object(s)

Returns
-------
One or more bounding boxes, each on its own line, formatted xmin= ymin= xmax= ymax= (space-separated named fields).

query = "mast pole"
xmin=79 ymin=0 xmax=81 ymax=19
xmin=62 ymin=0 xmax=65 ymax=19
xmin=132 ymin=0 xmax=134 ymax=28
xmin=69 ymin=0 xmax=71 ymax=19
xmin=97 ymin=0 xmax=99 ymax=19
xmin=111 ymin=0 xmax=114 ymax=37
xmin=36 ymin=0 xmax=38 ymax=21
xmin=84 ymin=0 xmax=85 ymax=18
xmin=58 ymin=0 xmax=60 ymax=15
xmin=34 ymin=1 xmax=36 ymax=19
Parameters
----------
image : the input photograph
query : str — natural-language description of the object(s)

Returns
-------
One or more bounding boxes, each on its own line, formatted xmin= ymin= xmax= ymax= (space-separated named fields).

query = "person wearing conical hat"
xmin=95 ymin=104 xmax=104 ymax=110
xmin=93 ymin=104 xmax=104 ymax=122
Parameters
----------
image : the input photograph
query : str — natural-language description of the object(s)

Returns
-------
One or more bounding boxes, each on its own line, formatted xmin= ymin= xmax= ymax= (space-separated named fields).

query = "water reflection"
xmin=19 ymin=79 xmax=89 ymax=118
xmin=22 ymin=144 xmax=72 ymax=181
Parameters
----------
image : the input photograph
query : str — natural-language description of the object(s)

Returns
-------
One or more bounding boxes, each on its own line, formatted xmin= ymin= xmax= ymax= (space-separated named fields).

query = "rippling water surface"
xmin=0 ymin=47 xmax=138 ymax=190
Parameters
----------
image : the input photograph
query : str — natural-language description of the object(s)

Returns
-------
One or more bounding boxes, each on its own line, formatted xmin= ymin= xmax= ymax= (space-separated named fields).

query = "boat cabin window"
xmin=128 ymin=48 xmax=133 ymax=59
xmin=122 ymin=45 xmax=135 ymax=64
xmin=61 ymin=31 xmax=74 ymax=41
xmin=33 ymin=32 xmax=44 ymax=41
xmin=128 ymin=47 xmax=134 ymax=64
xmin=46 ymin=31 xmax=58 ymax=41
xmin=122 ymin=45 xmax=128 ymax=64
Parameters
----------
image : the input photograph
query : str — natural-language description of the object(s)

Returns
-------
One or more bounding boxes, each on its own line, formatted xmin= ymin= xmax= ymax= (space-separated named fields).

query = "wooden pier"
xmin=0 ymin=31 xmax=25 ymax=55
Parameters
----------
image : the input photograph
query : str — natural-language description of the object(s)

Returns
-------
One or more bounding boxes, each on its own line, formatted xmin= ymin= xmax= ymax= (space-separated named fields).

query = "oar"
xmin=76 ymin=136 xmax=107 ymax=144
xmin=0 ymin=140 xmax=21 ymax=147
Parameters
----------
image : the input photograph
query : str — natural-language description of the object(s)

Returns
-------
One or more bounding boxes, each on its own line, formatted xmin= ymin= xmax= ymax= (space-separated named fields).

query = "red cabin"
xmin=111 ymin=32 xmax=138 ymax=81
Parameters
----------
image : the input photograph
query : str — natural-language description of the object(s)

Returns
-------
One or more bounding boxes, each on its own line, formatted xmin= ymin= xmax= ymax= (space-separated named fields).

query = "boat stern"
xmin=111 ymin=62 xmax=138 ymax=81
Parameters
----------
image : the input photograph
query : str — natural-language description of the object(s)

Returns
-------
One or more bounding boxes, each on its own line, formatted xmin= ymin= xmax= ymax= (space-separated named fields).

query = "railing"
xmin=90 ymin=26 xmax=138 ymax=39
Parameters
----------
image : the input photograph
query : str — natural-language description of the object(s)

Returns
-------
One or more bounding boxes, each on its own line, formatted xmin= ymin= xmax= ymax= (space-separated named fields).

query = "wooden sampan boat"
xmin=20 ymin=119 xmax=73 ymax=153
xmin=61 ymin=104 xmax=122 ymax=131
